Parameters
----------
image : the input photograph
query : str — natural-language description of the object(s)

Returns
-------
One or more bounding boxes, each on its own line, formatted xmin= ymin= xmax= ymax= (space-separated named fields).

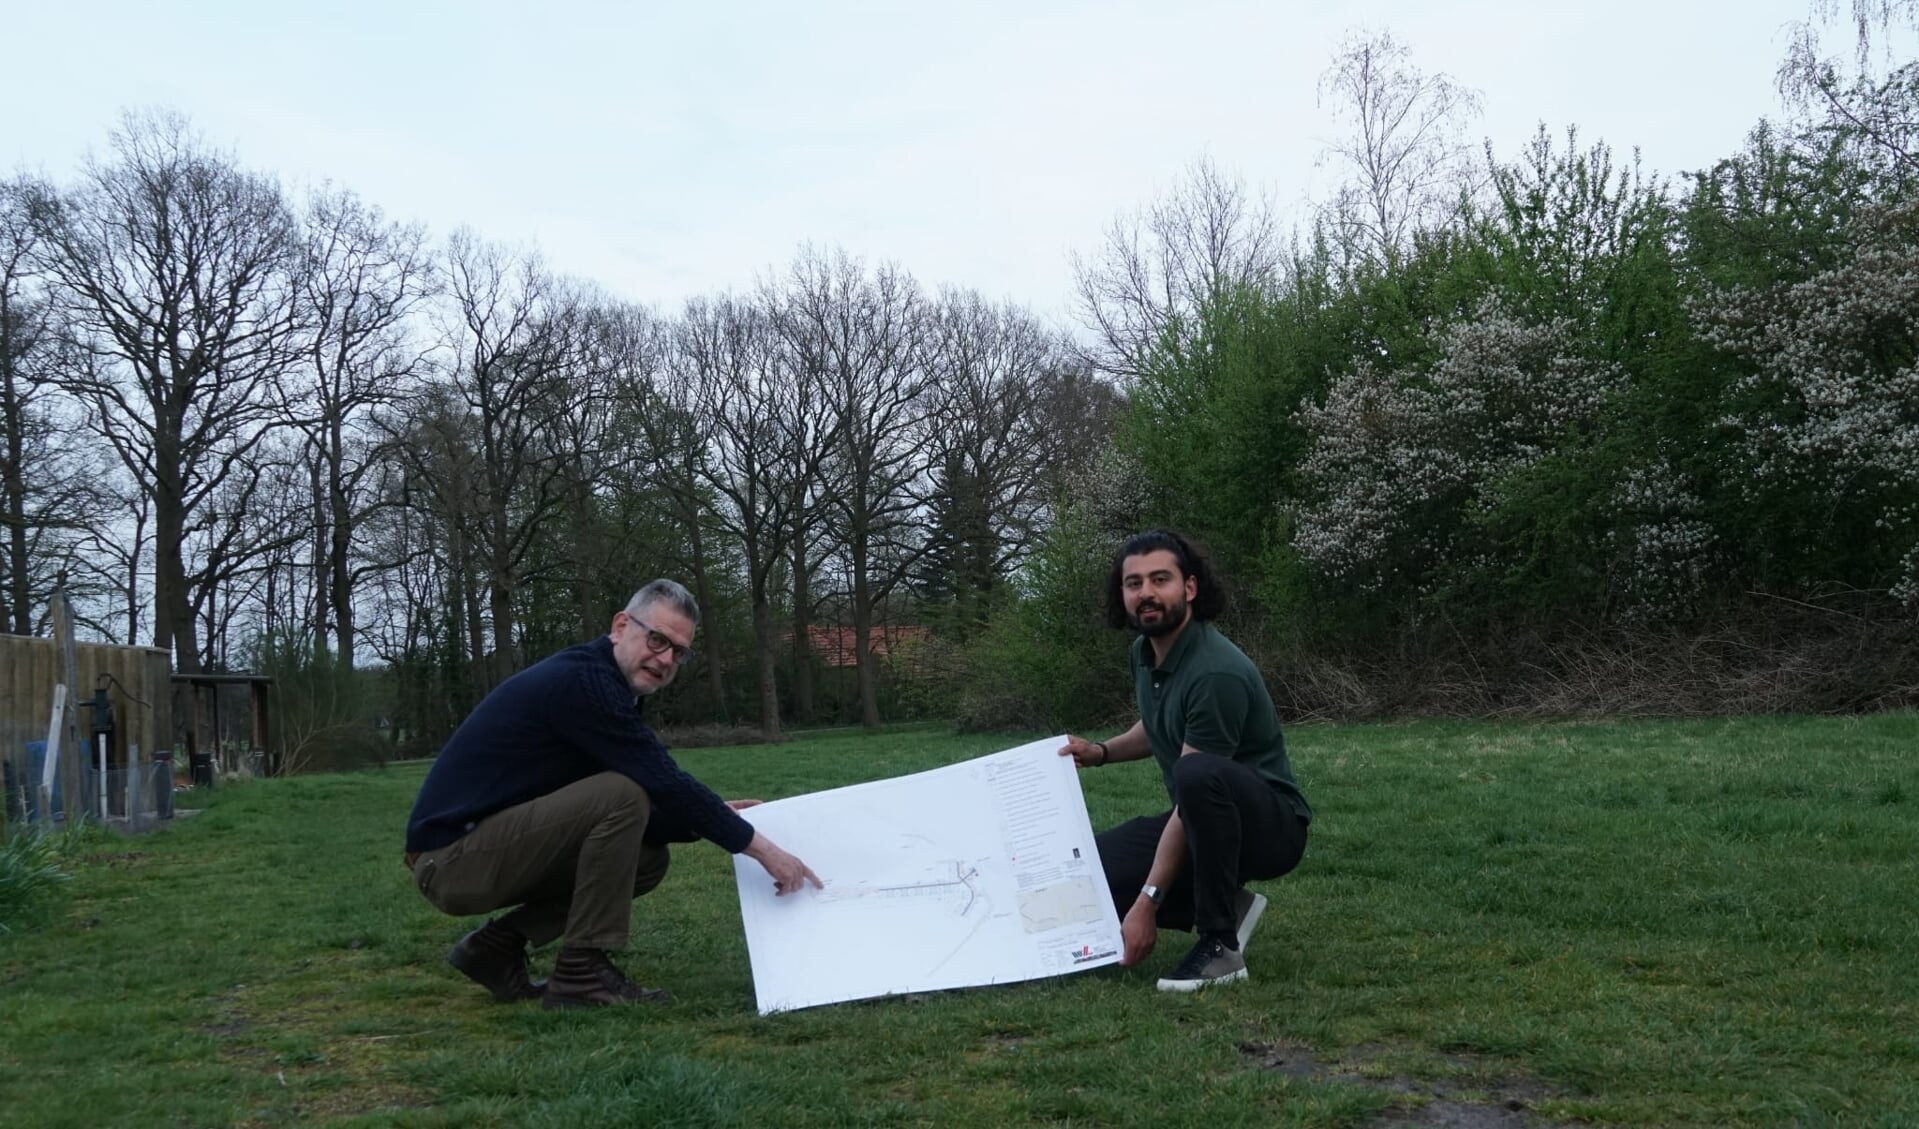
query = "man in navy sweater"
xmin=404 ymin=579 xmax=820 ymax=1009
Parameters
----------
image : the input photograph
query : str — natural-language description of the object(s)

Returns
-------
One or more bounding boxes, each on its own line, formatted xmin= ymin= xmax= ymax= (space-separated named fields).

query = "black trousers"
xmin=1095 ymin=754 xmax=1308 ymax=938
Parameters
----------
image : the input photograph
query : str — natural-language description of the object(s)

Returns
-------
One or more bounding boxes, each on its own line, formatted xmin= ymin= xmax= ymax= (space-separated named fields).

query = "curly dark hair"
xmin=1104 ymin=529 xmax=1227 ymax=629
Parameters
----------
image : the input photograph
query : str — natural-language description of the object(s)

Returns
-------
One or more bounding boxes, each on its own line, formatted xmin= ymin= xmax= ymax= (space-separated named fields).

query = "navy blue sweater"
xmin=404 ymin=636 xmax=754 ymax=854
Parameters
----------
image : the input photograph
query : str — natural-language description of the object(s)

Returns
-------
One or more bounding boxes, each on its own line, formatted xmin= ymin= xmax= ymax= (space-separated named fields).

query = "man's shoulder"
xmin=529 ymin=637 xmax=611 ymax=673
xmin=498 ymin=639 xmax=617 ymax=697
xmin=1184 ymin=623 xmax=1260 ymax=680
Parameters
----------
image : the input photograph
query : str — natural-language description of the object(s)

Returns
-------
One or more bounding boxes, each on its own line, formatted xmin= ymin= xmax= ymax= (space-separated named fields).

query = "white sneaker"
xmin=1234 ymin=888 xmax=1267 ymax=953
xmin=1156 ymin=935 xmax=1247 ymax=992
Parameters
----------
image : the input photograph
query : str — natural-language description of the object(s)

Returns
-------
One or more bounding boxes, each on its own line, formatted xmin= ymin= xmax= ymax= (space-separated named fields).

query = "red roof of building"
xmin=795 ymin=625 xmax=931 ymax=668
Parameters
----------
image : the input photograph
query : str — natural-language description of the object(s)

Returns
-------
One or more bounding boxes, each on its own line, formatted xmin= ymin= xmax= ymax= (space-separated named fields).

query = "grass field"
xmin=1 ymin=715 xmax=1915 ymax=1127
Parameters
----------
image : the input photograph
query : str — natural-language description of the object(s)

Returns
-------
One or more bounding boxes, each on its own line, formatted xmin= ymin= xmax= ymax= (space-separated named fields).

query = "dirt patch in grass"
xmin=1241 ymin=1041 xmax=1577 ymax=1128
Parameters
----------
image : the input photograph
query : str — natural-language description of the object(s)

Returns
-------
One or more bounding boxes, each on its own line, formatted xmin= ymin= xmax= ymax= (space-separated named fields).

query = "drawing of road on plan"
xmin=816 ymin=854 xmax=984 ymax=915
xmin=814 ymin=852 xmax=995 ymax=977
xmin=733 ymin=736 xmax=1124 ymax=1014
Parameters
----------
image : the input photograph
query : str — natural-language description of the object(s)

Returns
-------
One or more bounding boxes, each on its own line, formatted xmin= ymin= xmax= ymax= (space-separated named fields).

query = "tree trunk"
xmin=487 ymin=495 xmax=516 ymax=685
xmin=751 ymin=595 xmax=781 ymax=739
xmin=687 ymin=523 xmax=728 ymax=721
xmin=154 ymin=488 xmax=202 ymax=674
xmin=0 ymin=378 xmax=26 ymax=634
xmin=452 ymin=528 xmax=489 ymax=702
xmin=568 ymin=481 xmax=600 ymax=641
xmin=123 ymin=505 xmax=146 ymax=645
xmin=790 ymin=540 xmax=815 ymax=725
xmin=489 ymin=576 xmax=516 ymax=686
xmin=1 ymin=476 xmax=24 ymax=635
xmin=329 ymin=422 xmax=356 ymax=667
xmin=851 ymin=542 xmax=881 ymax=729
xmin=310 ymin=458 xmax=331 ymax=659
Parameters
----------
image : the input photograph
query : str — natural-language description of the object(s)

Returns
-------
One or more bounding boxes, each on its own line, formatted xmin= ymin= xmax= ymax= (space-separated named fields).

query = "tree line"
xmin=0 ymin=110 xmax=1119 ymax=761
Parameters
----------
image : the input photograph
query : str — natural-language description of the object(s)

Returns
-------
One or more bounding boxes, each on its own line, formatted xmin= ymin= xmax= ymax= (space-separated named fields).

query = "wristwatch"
xmin=1140 ymin=883 xmax=1164 ymax=906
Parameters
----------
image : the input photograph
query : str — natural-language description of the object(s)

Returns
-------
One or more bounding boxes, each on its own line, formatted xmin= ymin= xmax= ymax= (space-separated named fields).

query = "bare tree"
xmin=285 ymin=186 xmax=434 ymax=667
xmin=681 ymin=292 xmax=839 ymax=736
xmin=66 ymin=459 xmax=151 ymax=643
xmin=0 ymin=178 xmax=91 ymax=635
xmin=1029 ymin=359 xmax=1126 ymax=500
xmin=389 ymin=382 xmax=491 ymax=704
xmin=193 ymin=438 xmax=311 ymax=668
xmin=355 ymin=407 xmax=484 ymax=746
xmin=675 ymin=296 xmax=776 ymax=732
xmin=357 ymin=463 xmax=441 ymax=673
xmin=433 ymin=232 xmax=611 ymax=687
xmin=1072 ymin=159 xmax=1282 ymax=380
xmin=26 ymin=111 xmax=305 ymax=672
xmin=915 ymin=291 xmax=1071 ymax=634
xmin=1316 ymin=28 xmax=1483 ymax=271
xmin=550 ymin=303 xmax=655 ymax=641
xmin=773 ymin=247 xmax=929 ymax=728
xmin=601 ymin=302 xmax=738 ymax=715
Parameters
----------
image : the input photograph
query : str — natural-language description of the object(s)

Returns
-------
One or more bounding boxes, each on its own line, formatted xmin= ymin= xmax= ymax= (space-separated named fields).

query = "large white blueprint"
xmin=731 ymin=735 xmax=1123 ymax=1014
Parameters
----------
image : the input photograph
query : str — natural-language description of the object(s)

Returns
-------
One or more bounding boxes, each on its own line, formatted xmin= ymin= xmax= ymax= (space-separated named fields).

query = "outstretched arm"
xmin=1060 ymin=721 xmax=1150 ymax=769
xmin=743 ymin=831 xmax=823 ymax=896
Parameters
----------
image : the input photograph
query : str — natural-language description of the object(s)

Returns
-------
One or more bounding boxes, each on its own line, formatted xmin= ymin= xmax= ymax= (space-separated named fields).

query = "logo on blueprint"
xmin=1071 ymin=944 xmax=1118 ymax=964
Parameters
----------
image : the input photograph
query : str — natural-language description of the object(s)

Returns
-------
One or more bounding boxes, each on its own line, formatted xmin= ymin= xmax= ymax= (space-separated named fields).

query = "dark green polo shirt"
xmin=1132 ymin=620 xmax=1311 ymax=823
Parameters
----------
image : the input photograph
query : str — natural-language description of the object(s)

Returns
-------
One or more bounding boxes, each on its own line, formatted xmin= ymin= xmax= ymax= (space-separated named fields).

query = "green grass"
xmin=1 ymin=715 xmax=1915 ymax=1126
xmin=0 ymin=824 xmax=84 ymax=935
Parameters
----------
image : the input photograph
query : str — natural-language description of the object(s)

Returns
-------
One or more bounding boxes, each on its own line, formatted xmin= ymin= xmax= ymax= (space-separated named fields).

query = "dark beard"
xmin=1130 ymin=599 xmax=1186 ymax=637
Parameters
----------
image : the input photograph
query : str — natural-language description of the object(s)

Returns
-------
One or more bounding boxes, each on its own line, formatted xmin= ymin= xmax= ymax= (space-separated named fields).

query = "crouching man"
xmin=403 ymin=579 xmax=819 ymax=1008
xmin=1061 ymin=531 xmax=1311 ymax=992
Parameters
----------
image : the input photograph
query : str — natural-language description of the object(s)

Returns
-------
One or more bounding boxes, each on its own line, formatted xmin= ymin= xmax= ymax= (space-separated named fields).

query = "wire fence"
xmin=6 ymin=751 xmax=178 ymax=831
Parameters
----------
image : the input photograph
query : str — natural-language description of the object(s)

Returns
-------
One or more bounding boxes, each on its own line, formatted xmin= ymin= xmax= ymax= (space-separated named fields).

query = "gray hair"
xmin=624 ymin=579 xmax=701 ymax=627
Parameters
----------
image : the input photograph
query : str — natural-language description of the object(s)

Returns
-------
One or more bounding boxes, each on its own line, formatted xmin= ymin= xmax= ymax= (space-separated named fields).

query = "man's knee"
xmin=583 ymin=771 xmax=650 ymax=814
xmin=1171 ymin=753 xmax=1231 ymax=796
xmin=633 ymin=845 xmax=672 ymax=897
xmin=413 ymin=853 xmax=502 ymax=918
xmin=566 ymin=773 xmax=653 ymax=840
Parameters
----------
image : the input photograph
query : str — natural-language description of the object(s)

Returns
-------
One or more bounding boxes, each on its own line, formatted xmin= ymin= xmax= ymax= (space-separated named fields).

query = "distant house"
xmin=797 ymin=625 xmax=932 ymax=669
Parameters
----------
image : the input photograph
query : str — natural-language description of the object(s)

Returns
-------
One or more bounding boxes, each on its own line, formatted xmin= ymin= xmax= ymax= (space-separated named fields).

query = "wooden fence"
xmin=1 ymin=633 xmax=173 ymax=828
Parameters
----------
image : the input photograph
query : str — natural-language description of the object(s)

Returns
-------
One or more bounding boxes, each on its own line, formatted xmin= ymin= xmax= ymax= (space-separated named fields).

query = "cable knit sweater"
xmin=404 ymin=636 xmax=754 ymax=854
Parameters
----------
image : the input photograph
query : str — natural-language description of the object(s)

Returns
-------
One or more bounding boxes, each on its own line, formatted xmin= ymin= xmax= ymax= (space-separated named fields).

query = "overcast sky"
xmin=1 ymin=1 xmax=1842 ymax=324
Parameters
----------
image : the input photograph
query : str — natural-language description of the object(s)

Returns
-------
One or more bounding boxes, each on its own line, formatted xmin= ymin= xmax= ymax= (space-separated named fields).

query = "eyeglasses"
xmin=627 ymin=616 xmax=694 ymax=664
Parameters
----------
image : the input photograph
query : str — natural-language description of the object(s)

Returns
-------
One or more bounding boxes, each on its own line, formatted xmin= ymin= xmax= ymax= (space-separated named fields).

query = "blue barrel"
xmin=23 ymin=740 xmax=63 ymax=819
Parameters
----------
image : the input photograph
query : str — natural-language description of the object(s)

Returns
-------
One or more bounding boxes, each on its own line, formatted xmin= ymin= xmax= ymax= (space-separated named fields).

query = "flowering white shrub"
xmin=1289 ymin=299 xmax=1622 ymax=592
xmin=1605 ymin=456 xmax=1718 ymax=620
xmin=1691 ymin=197 xmax=1919 ymax=601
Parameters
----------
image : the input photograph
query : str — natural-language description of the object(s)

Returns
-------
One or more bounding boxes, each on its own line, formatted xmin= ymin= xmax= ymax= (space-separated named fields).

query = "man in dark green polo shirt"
xmin=1060 ymin=529 xmax=1311 ymax=991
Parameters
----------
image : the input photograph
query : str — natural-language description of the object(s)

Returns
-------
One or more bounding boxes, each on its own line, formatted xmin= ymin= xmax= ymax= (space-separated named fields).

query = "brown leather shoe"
xmin=542 ymin=947 xmax=671 ymax=1009
xmin=447 ymin=920 xmax=544 ymax=1003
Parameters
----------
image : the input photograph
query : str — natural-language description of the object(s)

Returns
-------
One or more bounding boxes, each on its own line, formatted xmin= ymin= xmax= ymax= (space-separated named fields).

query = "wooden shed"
xmin=171 ymin=671 xmax=275 ymax=783
xmin=1 ymin=633 xmax=173 ymax=824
